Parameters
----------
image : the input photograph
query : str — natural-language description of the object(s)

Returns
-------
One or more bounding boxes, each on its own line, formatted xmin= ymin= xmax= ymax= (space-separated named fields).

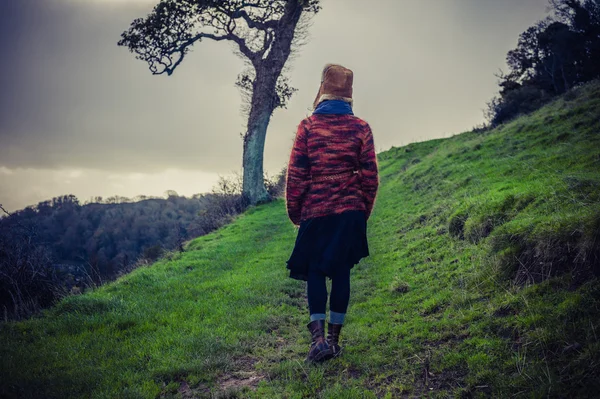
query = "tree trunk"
xmin=241 ymin=1 xmax=304 ymax=205
xmin=242 ymin=70 xmax=278 ymax=205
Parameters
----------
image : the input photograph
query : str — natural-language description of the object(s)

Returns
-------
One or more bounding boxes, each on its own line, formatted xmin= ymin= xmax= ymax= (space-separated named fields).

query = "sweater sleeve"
xmin=286 ymin=120 xmax=311 ymax=225
xmin=359 ymin=123 xmax=379 ymax=219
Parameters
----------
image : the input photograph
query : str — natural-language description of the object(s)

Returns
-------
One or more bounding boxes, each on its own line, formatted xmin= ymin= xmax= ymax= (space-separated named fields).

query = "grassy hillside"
xmin=1 ymin=82 xmax=599 ymax=398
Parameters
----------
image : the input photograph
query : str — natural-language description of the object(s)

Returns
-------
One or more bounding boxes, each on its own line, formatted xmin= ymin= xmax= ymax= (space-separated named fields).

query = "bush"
xmin=0 ymin=217 xmax=65 ymax=321
xmin=142 ymin=244 xmax=165 ymax=262
xmin=188 ymin=174 xmax=248 ymax=237
xmin=265 ymin=166 xmax=287 ymax=199
xmin=188 ymin=169 xmax=286 ymax=239
xmin=486 ymin=84 xmax=552 ymax=126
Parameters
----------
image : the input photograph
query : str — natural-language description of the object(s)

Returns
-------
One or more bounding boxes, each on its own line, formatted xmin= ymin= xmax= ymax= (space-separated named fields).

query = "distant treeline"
xmin=487 ymin=0 xmax=600 ymax=126
xmin=0 ymin=171 xmax=285 ymax=320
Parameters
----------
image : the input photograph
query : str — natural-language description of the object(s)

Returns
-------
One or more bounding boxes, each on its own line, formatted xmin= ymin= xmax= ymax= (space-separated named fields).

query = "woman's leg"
xmin=305 ymin=268 xmax=330 ymax=362
xmin=307 ymin=268 xmax=327 ymax=321
xmin=326 ymin=266 xmax=351 ymax=359
xmin=329 ymin=266 xmax=351 ymax=323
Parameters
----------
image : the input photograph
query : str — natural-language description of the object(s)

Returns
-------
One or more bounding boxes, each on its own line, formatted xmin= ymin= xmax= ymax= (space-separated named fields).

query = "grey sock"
xmin=330 ymin=311 xmax=346 ymax=325
xmin=310 ymin=313 xmax=326 ymax=322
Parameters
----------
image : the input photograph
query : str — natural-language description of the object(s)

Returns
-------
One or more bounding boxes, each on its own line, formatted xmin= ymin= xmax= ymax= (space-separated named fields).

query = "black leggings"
xmin=307 ymin=266 xmax=351 ymax=315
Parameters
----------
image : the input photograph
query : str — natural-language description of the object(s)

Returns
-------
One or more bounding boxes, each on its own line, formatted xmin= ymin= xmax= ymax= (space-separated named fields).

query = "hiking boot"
xmin=306 ymin=319 xmax=330 ymax=363
xmin=326 ymin=323 xmax=343 ymax=359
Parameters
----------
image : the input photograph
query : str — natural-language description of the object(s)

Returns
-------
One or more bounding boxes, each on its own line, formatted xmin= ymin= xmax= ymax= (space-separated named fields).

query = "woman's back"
xmin=306 ymin=114 xmax=365 ymax=175
xmin=286 ymin=113 xmax=378 ymax=225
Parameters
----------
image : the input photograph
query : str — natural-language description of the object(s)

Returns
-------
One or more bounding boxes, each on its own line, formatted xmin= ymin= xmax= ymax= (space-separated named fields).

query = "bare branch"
xmin=232 ymin=9 xmax=278 ymax=30
xmin=161 ymin=31 xmax=240 ymax=75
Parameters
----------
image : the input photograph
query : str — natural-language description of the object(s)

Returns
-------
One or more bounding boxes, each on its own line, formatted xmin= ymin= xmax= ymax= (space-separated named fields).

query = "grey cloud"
xmin=2 ymin=0 xmax=246 ymax=172
xmin=2 ymin=0 xmax=550 ymax=176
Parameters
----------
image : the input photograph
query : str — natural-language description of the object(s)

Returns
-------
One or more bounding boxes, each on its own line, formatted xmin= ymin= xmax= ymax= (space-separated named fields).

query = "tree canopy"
xmin=119 ymin=1 xmax=321 ymax=204
xmin=487 ymin=0 xmax=600 ymax=125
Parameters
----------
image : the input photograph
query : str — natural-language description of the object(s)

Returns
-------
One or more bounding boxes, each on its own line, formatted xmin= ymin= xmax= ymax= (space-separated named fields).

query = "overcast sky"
xmin=0 ymin=0 xmax=550 ymax=212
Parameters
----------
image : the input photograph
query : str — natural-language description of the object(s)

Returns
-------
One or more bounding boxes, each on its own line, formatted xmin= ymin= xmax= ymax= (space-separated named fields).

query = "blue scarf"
xmin=312 ymin=100 xmax=354 ymax=115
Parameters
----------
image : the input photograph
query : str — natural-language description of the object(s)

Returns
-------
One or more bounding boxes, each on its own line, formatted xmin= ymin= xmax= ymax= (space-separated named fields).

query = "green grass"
xmin=1 ymin=81 xmax=599 ymax=398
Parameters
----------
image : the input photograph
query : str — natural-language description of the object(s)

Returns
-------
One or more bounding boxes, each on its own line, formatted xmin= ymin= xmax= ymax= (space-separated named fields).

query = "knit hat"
xmin=313 ymin=64 xmax=353 ymax=109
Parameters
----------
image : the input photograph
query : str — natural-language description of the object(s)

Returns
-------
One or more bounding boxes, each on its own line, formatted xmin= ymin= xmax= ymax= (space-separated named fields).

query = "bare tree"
xmin=119 ymin=0 xmax=321 ymax=205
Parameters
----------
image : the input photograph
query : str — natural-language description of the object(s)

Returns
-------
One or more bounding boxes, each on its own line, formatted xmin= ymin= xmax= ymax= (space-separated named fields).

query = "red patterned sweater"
xmin=285 ymin=114 xmax=379 ymax=225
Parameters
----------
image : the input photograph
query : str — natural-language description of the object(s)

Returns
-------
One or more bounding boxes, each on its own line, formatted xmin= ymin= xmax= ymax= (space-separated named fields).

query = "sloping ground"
xmin=1 ymin=82 xmax=599 ymax=398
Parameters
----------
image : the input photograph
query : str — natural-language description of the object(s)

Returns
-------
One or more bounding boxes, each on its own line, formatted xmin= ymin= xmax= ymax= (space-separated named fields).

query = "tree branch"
xmin=160 ymin=31 xmax=257 ymax=75
xmin=232 ymin=9 xmax=278 ymax=31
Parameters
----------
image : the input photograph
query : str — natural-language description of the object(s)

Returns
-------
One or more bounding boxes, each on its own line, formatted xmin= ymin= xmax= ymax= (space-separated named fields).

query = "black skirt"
xmin=286 ymin=210 xmax=370 ymax=281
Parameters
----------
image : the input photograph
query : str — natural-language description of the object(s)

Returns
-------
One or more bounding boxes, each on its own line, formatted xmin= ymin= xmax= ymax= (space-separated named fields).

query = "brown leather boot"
xmin=306 ymin=320 xmax=330 ymax=363
xmin=326 ymin=323 xmax=343 ymax=359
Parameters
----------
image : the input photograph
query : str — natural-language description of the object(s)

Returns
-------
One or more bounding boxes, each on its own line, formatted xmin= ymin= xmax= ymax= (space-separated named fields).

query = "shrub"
xmin=188 ymin=169 xmax=287 ymax=239
xmin=0 ymin=217 xmax=65 ymax=321
xmin=487 ymin=84 xmax=552 ymax=126
xmin=265 ymin=166 xmax=287 ymax=199
xmin=188 ymin=174 xmax=248 ymax=237
xmin=142 ymin=244 xmax=165 ymax=262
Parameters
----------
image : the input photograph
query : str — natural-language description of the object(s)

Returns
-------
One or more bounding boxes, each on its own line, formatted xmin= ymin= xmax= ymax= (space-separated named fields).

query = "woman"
xmin=285 ymin=64 xmax=379 ymax=363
